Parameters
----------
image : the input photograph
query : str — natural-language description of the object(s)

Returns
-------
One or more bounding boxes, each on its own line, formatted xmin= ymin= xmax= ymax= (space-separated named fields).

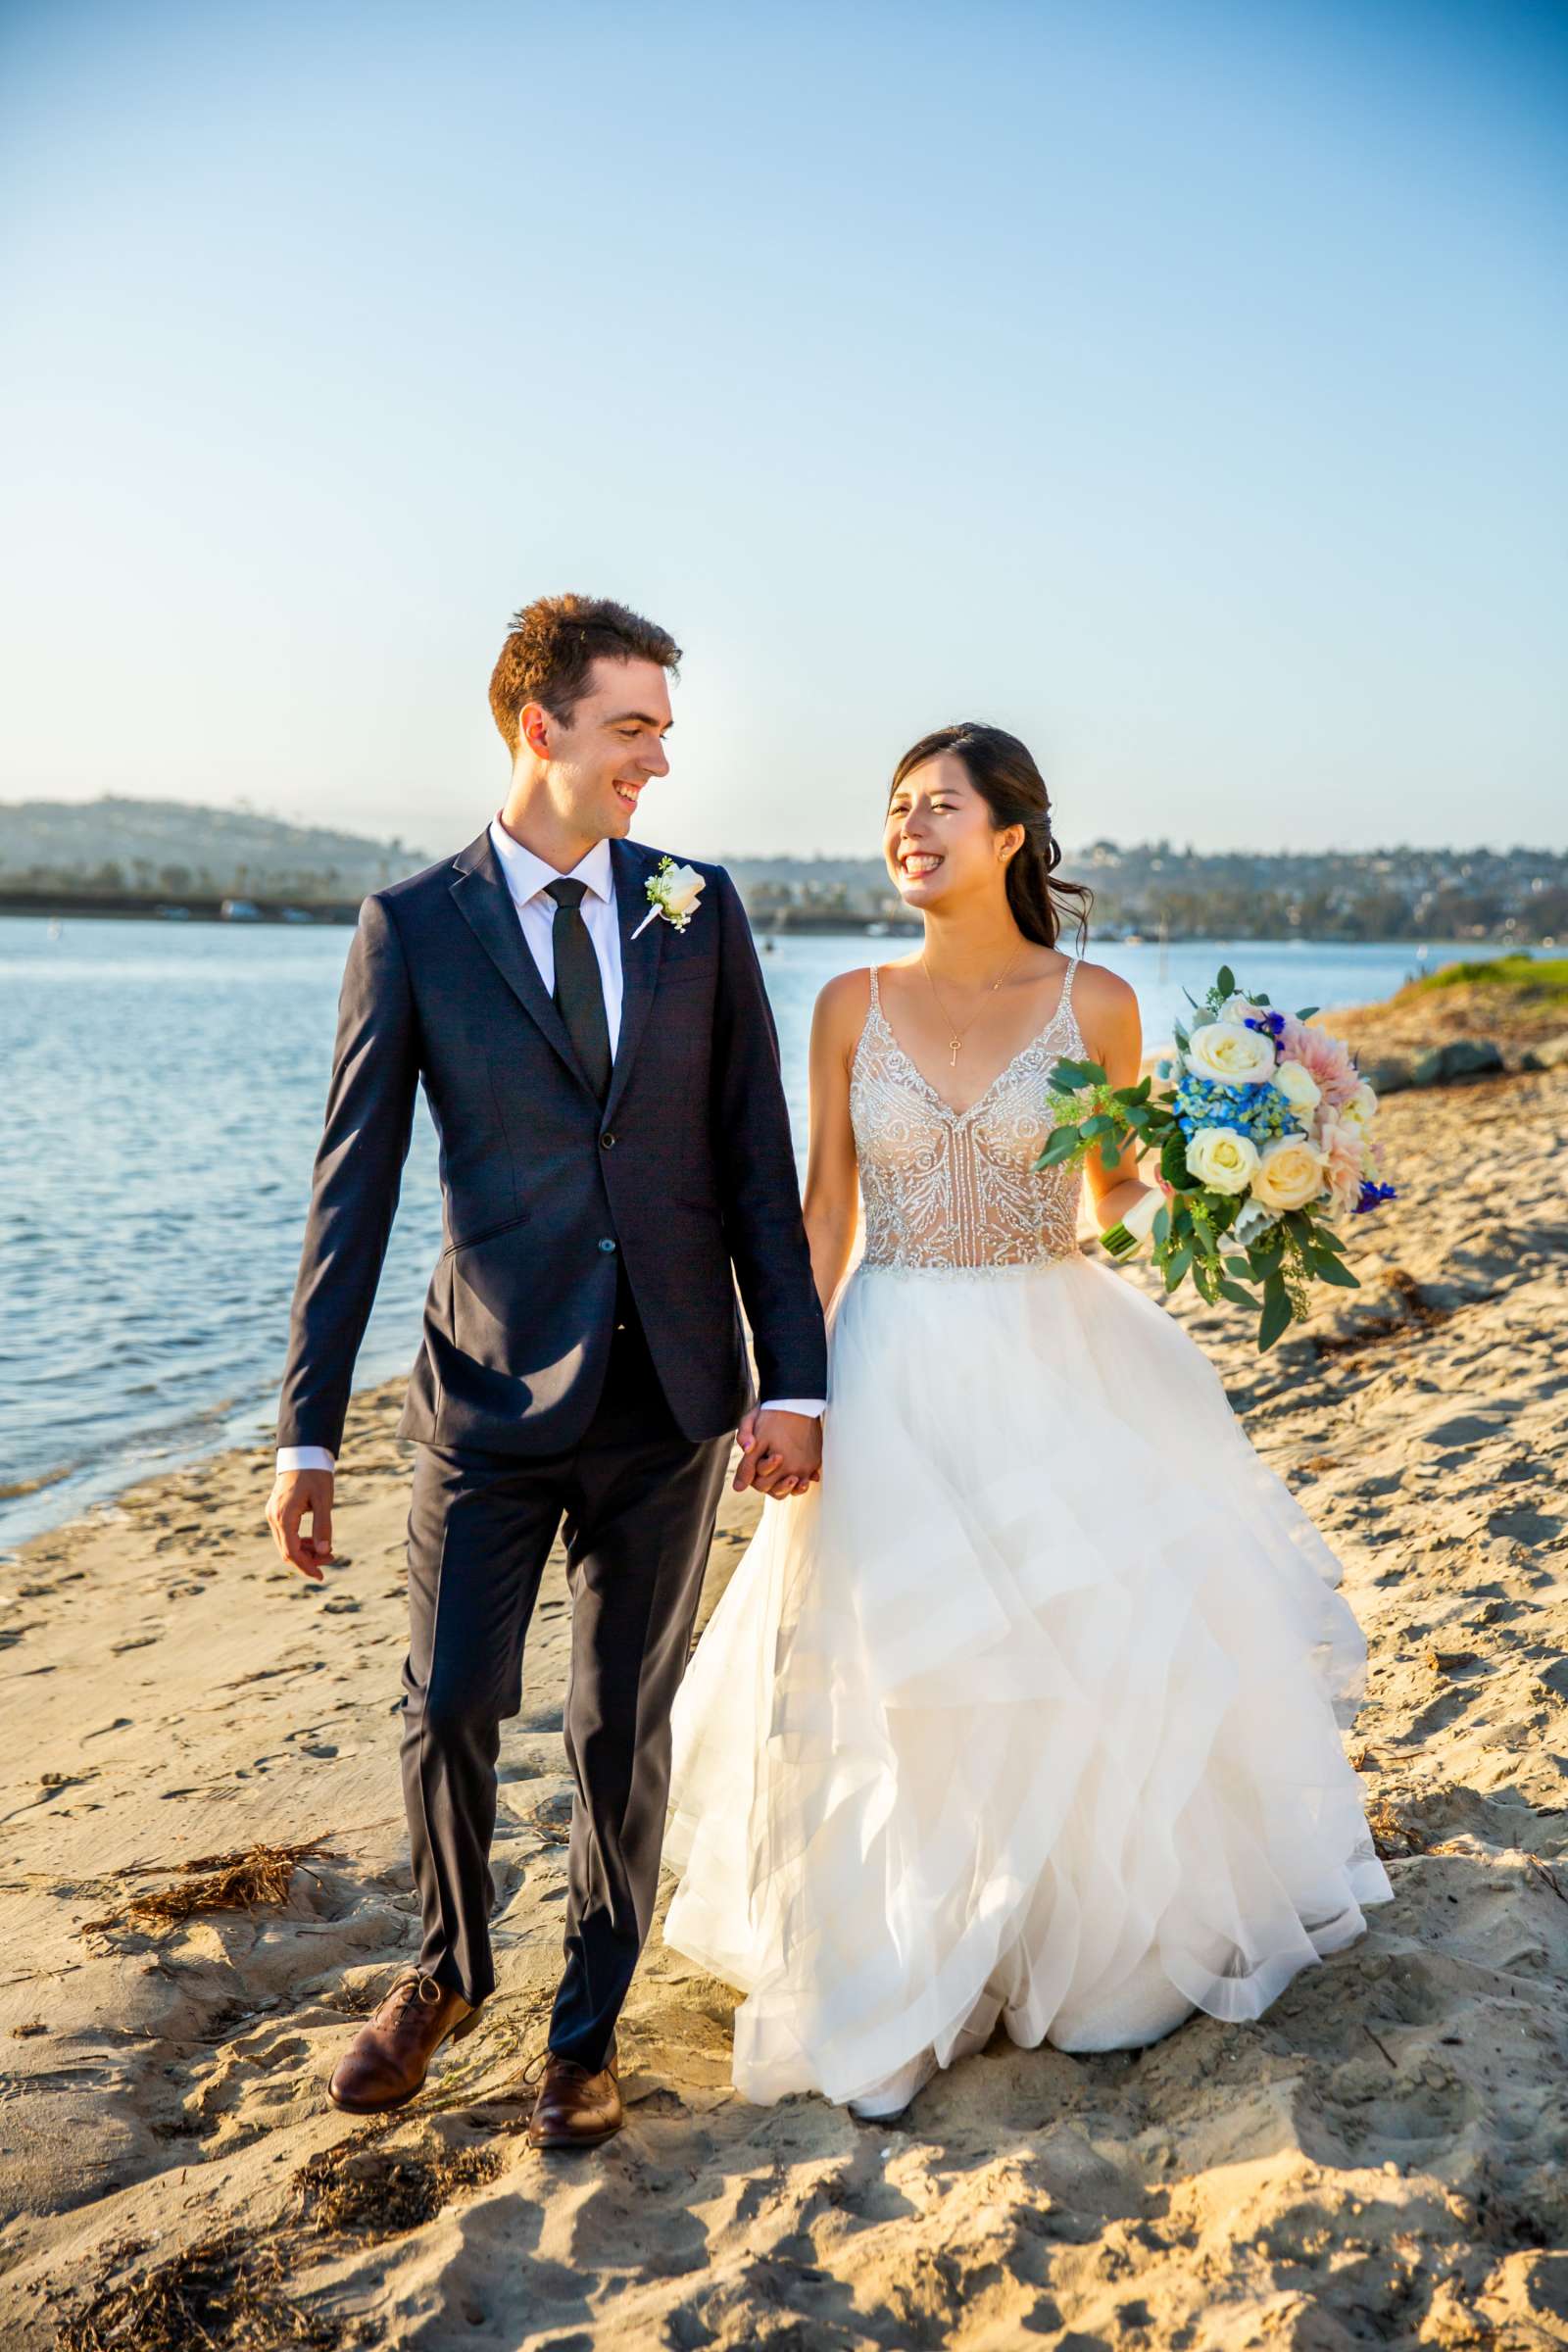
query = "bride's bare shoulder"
xmin=1069 ymin=956 xmax=1141 ymax=1050
xmin=813 ymin=967 xmax=877 ymax=1059
xmin=1069 ymin=956 xmax=1138 ymax=1014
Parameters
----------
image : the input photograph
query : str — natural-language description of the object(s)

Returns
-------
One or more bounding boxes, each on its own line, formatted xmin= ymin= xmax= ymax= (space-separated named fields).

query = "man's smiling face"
xmin=522 ymin=656 xmax=673 ymax=847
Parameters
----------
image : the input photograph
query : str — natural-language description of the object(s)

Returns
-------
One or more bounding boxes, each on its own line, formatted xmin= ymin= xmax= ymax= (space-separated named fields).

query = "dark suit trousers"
xmin=398 ymin=1286 xmax=732 ymax=2068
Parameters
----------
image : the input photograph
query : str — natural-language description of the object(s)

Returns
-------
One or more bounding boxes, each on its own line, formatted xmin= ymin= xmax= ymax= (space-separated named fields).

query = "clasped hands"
xmin=731 ymin=1405 xmax=822 ymax=1500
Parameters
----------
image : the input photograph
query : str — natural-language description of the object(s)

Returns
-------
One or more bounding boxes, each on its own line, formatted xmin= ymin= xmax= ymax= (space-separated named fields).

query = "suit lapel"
xmin=447 ymin=828 xmax=594 ymax=1096
xmin=603 ymin=836 xmax=664 ymax=1125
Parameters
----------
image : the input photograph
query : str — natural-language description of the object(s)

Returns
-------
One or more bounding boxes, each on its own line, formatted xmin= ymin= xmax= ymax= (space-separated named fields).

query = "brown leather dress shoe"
xmin=328 ymin=1967 xmax=481 ymax=2114
xmin=526 ymin=2037 xmax=622 ymax=2150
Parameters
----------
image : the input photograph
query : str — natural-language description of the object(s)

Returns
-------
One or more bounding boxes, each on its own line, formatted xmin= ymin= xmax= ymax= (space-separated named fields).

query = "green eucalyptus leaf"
xmin=1314 ymin=1256 xmax=1361 ymax=1290
xmin=1034 ymin=1132 xmax=1082 ymax=1169
xmin=1258 ymin=1280 xmax=1293 ymax=1351
xmin=1216 ymin=964 xmax=1236 ymax=998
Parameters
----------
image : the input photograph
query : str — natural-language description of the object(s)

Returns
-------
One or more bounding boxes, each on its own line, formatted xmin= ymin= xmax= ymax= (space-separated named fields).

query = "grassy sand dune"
xmin=3 ymin=1049 xmax=1568 ymax=2348
xmin=1325 ymin=955 xmax=1568 ymax=1064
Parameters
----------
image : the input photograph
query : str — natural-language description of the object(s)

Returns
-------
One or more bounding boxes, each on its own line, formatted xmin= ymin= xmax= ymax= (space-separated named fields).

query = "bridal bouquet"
xmin=1035 ymin=965 xmax=1395 ymax=1349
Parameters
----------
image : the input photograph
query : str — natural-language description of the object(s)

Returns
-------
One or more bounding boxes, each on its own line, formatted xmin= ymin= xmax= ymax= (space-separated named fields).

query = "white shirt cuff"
xmin=759 ymin=1397 xmax=826 ymax=1419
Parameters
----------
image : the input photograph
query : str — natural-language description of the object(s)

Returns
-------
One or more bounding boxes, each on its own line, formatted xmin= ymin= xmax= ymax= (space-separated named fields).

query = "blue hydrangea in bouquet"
xmin=1034 ymin=964 xmax=1396 ymax=1350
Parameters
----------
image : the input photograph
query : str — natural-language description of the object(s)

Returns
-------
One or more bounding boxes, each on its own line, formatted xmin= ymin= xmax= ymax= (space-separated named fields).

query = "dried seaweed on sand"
xmin=55 ymin=2229 xmax=339 ymax=2352
xmin=291 ymin=2132 xmax=501 ymax=2238
xmin=77 ymin=1838 xmax=334 ymax=1938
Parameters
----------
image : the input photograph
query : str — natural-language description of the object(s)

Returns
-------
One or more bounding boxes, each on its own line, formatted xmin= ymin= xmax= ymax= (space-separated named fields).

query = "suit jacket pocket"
xmin=443 ymin=1207 xmax=530 ymax=1256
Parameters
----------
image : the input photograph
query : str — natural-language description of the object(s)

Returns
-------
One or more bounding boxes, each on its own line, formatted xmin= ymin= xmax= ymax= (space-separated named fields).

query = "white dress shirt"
xmin=487 ymin=818 xmax=625 ymax=1051
xmin=278 ymin=814 xmax=822 ymax=1474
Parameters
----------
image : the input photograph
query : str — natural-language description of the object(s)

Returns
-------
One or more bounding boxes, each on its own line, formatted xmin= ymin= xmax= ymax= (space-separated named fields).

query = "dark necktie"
xmin=545 ymin=878 xmax=612 ymax=1103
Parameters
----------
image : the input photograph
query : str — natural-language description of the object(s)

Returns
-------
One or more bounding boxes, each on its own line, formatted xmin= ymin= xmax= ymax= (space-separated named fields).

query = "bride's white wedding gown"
xmin=662 ymin=961 xmax=1393 ymax=2110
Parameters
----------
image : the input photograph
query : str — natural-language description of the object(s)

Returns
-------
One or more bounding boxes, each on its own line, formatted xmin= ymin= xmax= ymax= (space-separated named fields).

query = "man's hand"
xmin=267 ymin=1468 xmax=336 ymax=1581
xmin=732 ymin=1407 xmax=822 ymax=1499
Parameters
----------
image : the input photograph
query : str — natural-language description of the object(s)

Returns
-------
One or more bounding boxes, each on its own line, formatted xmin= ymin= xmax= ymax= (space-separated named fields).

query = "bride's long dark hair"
xmin=888 ymin=722 xmax=1093 ymax=953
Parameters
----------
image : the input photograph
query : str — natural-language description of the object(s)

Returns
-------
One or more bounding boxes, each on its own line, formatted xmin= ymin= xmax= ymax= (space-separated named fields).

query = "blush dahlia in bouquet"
xmin=1035 ymin=965 xmax=1396 ymax=1350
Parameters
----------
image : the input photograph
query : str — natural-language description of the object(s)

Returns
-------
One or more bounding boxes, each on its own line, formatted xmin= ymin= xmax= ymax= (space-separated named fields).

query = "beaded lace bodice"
xmin=851 ymin=961 xmax=1088 ymax=1275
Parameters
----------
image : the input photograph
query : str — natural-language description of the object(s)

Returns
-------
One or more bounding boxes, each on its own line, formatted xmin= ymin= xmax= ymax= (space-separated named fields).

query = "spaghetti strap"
xmin=867 ymin=964 xmax=882 ymax=1010
xmin=1058 ymin=955 xmax=1077 ymax=1015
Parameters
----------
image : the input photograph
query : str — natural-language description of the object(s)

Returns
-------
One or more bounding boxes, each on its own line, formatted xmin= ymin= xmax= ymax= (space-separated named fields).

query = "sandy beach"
xmin=4 ymin=1019 xmax=1568 ymax=2348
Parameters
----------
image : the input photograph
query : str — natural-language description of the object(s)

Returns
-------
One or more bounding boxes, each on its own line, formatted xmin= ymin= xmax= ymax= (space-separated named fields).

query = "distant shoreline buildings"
xmin=729 ymin=840 xmax=1565 ymax=946
xmin=0 ymin=797 xmax=1562 ymax=944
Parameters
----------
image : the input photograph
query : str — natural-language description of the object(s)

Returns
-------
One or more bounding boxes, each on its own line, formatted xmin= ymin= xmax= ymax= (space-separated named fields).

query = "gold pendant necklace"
xmin=921 ymin=941 xmax=1026 ymax=1066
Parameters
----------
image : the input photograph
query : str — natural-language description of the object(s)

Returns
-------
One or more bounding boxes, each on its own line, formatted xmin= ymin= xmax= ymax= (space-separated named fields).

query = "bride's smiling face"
xmin=884 ymin=755 xmax=1022 ymax=910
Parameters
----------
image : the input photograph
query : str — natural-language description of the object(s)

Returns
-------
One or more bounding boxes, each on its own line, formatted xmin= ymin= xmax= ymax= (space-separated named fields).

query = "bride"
xmin=662 ymin=721 xmax=1393 ymax=2120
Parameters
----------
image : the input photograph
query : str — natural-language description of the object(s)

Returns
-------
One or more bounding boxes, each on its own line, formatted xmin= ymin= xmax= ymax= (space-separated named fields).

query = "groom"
xmin=267 ymin=594 xmax=826 ymax=2148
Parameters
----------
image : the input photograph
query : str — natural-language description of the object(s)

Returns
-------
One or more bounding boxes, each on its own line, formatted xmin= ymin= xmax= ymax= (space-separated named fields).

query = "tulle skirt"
xmin=662 ymin=1251 xmax=1394 ymax=2109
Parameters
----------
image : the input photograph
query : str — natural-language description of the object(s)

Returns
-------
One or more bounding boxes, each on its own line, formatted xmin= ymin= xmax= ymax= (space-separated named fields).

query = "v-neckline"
xmin=870 ymin=966 xmax=1077 ymax=1125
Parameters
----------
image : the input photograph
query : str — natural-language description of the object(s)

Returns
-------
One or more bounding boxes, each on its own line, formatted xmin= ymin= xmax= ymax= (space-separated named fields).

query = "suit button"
xmin=598 ymin=1238 xmax=617 ymax=1253
xmin=601 ymin=1132 xmax=615 ymax=1149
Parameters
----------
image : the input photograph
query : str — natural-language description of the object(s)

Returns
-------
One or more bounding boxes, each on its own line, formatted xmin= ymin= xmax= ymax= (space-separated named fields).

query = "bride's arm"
xmin=1076 ymin=964 xmax=1162 ymax=1237
xmin=800 ymin=969 xmax=867 ymax=1312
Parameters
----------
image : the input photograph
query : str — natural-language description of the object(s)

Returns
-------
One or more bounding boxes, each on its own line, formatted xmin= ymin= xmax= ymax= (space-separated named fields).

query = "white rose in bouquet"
xmin=1273 ymin=1058 xmax=1322 ymax=1121
xmin=1250 ymin=1135 xmax=1328 ymax=1213
xmin=1185 ymin=1021 xmax=1279 ymax=1086
xmin=1186 ymin=1126 xmax=1261 ymax=1195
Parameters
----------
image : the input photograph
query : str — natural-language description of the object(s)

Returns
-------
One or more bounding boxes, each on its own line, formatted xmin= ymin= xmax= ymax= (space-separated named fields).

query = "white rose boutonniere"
xmin=632 ymin=856 xmax=707 ymax=939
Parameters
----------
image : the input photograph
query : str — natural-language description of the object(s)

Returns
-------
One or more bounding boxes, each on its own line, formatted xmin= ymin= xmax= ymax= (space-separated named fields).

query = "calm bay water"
xmin=0 ymin=914 xmax=1505 ymax=1543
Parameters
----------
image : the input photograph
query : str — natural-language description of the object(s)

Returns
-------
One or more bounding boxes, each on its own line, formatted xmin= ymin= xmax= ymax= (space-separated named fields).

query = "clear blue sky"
xmin=2 ymin=0 xmax=1563 ymax=858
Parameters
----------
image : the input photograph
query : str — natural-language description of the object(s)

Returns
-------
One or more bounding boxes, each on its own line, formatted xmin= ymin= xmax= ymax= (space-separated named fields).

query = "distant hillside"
xmin=0 ymin=796 xmax=432 ymax=903
xmin=728 ymin=840 xmax=1568 ymax=945
xmin=2 ymin=797 xmax=1562 ymax=944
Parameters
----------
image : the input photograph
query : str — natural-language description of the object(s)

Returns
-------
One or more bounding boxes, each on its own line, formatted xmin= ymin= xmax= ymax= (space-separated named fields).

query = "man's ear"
xmin=518 ymin=700 xmax=553 ymax=760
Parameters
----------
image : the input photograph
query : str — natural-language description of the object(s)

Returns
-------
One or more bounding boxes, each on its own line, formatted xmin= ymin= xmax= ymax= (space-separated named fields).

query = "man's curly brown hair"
xmin=488 ymin=593 xmax=682 ymax=757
